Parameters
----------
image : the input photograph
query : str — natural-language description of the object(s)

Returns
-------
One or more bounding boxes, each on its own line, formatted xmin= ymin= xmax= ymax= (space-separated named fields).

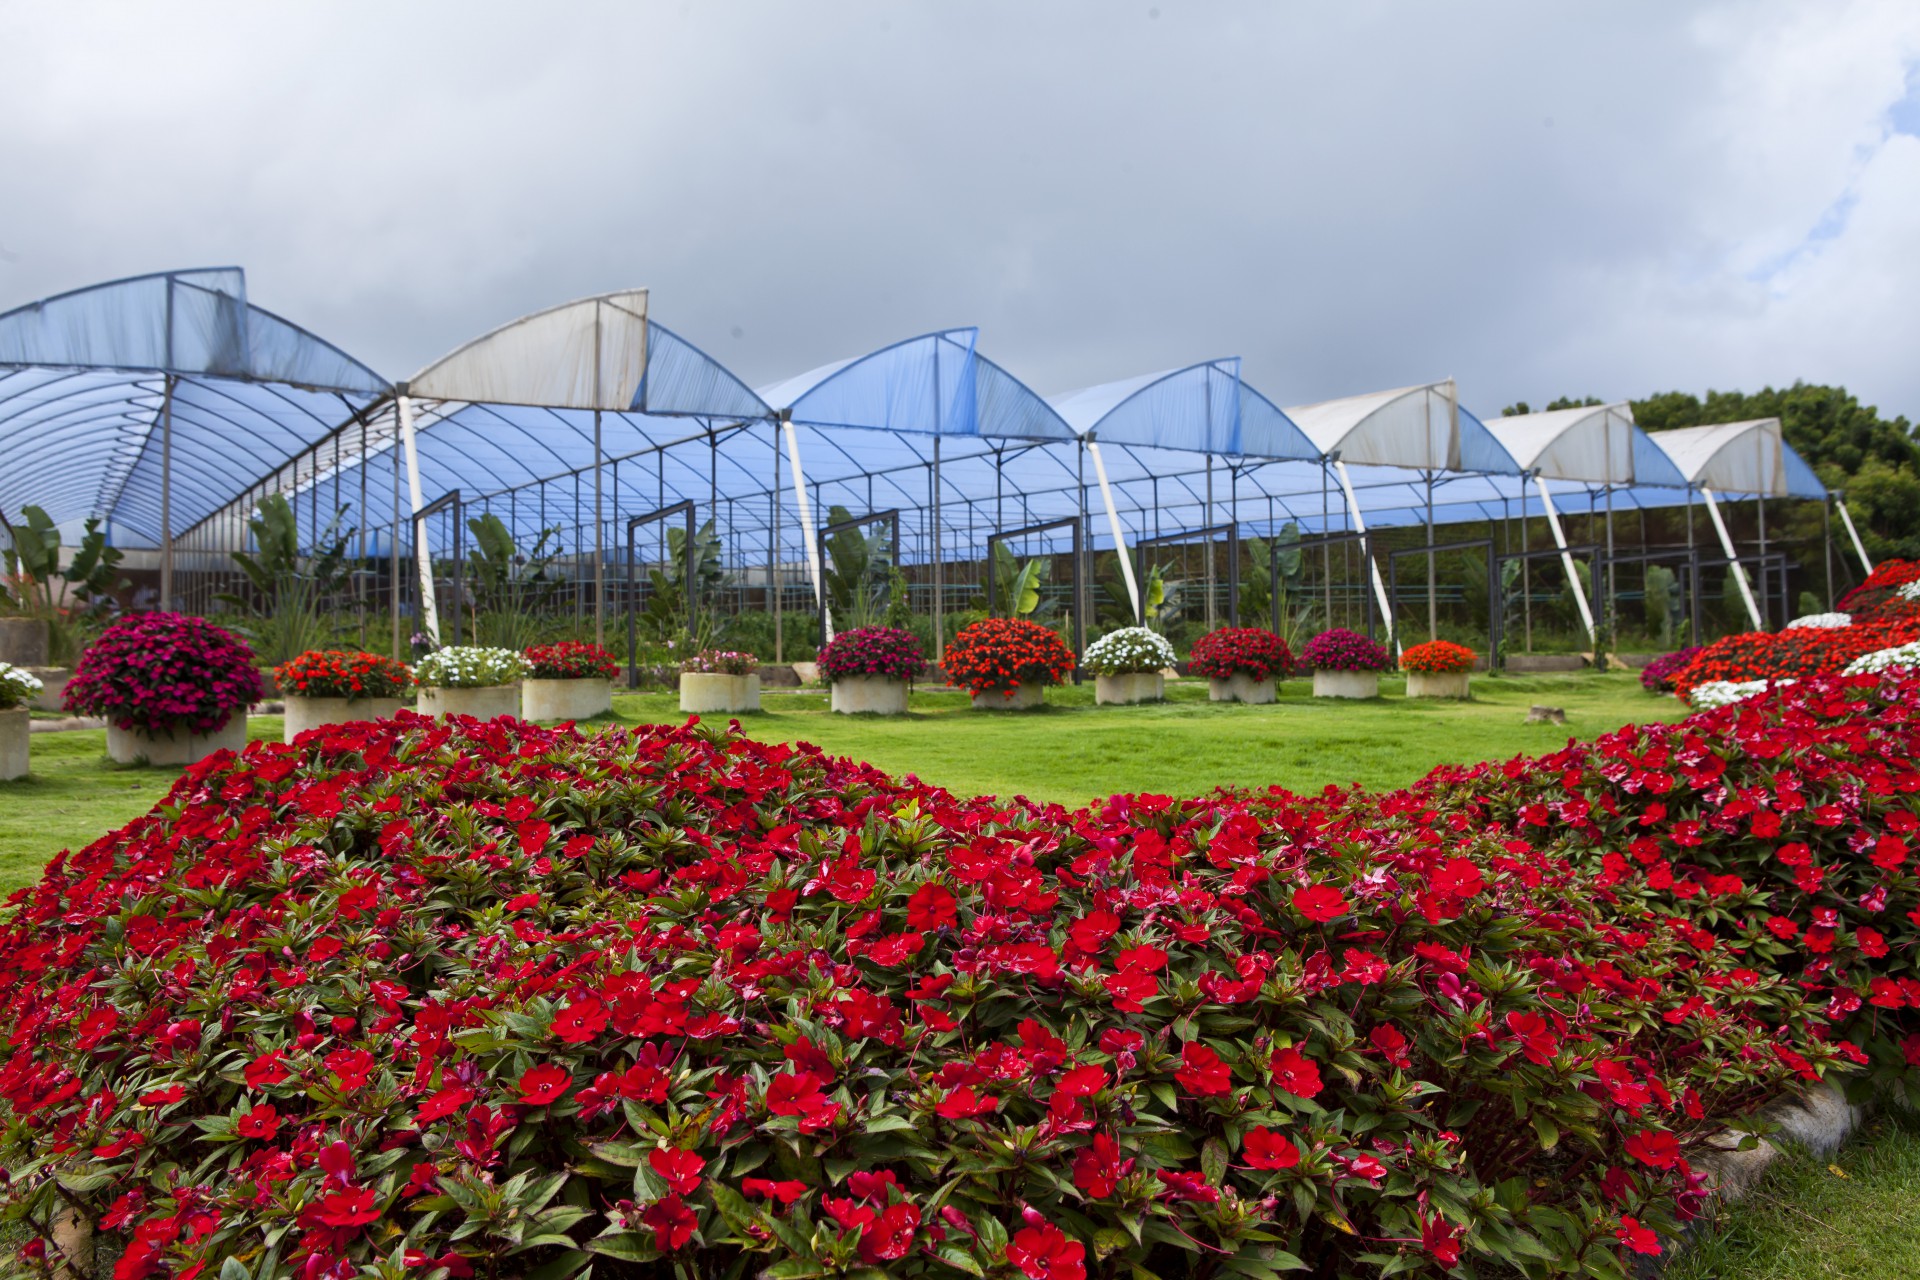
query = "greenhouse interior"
xmin=0 ymin=267 xmax=1869 ymax=677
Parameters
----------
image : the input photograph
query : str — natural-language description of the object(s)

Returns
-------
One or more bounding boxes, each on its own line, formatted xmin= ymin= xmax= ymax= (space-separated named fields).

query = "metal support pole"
xmin=1334 ymin=459 xmax=1395 ymax=647
xmin=1533 ymin=474 xmax=1597 ymax=645
xmin=158 ymin=374 xmax=177 ymax=611
xmin=784 ymin=418 xmax=828 ymax=635
xmin=772 ymin=429 xmax=783 ymax=663
xmin=933 ymin=435 xmax=944 ymax=653
xmin=1836 ymin=497 xmax=1873 ymax=572
xmin=1088 ymin=439 xmax=1141 ymax=621
xmin=593 ymin=408 xmax=605 ymax=648
xmin=1425 ymin=470 xmax=1436 ymax=642
xmin=398 ymin=391 xmax=439 ymax=644
xmin=1701 ymin=486 xmax=1763 ymax=630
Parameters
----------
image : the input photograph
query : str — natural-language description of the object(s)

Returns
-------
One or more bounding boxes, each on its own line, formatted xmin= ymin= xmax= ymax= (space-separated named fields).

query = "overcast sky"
xmin=4 ymin=0 xmax=1918 ymax=421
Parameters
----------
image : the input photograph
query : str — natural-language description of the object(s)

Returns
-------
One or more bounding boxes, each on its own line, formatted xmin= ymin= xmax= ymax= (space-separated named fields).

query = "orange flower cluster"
xmin=1399 ymin=640 xmax=1477 ymax=674
xmin=941 ymin=618 xmax=1076 ymax=697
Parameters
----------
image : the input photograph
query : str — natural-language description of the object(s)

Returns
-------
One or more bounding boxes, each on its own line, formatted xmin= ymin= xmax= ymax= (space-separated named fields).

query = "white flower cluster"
xmin=1785 ymin=612 xmax=1851 ymax=629
xmin=1844 ymin=642 xmax=1920 ymax=676
xmin=1083 ymin=627 xmax=1179 ymax=676
xmin=1899 ymin=580 xmax=1920 ymax=602
xmin=0 ymin=662 xmax=44 ymax=711
xmin=1688 ymin=678 xmax=1792 ymax=710
xmin=413 ymin=646 xmax=529 ymax=689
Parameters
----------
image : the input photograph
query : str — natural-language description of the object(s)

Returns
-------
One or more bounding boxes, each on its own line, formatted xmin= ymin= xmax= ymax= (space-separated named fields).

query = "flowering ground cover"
xmin=0 ymin=675 xmax=1688 ymax=896
xmin=11 ymin=667 xmax=1893 ymax=1277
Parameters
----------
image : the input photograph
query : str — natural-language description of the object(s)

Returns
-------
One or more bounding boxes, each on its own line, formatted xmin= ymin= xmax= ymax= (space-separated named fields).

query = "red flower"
xmin=1007 ymin=1220 xmax=1086 ymax=1280
xmin=640 ymin=1195 xmax=697 ymax=1251
xmin=1292 ymin=883 xmax=1347 ymax=923
xmin=1175 ymin=1042 xmax=1232 ymax=1096
xmin=1430 ymin=857 xmax=1486 ymax=898
xmin=1243 ymin=1126 xmax=1300 ymax=1170
xmin=860 ymin=1201 xmax=920 ymax=1263
xmin=765 ymin=1071 xmax=828 ymax=1116
xmin=1268 ymin=1047 xmax=1323 ymax=1098
xmin=518 ymin=1064 xmax=571 ymax=1106
xmin=1617 ymin=1215 xmax=1661 ymax=1256
xmin=649 ymin=1146 xmax=704 ymax=1195
xmin=551 ymin=997 xmax=608 ymax=1044
xmin=1420 ymin=1213 xmax=1464 ymax=1266
xmin=742 ymin=1179 xmax=809 ymax=1204
xmin=906 ymin=882 xmax=958 ymax=931
xmin=314 ymin=1185 xmax=381 ymax=1229
xmin=326 ymin=1048 xmax=377 ymax=1091
xmin=235 ymin=1105 xmax=279 ymax=1139
xmin=245 ymin=1051 xmax=290 ymax=1089
xmin=935 ymin=1085 xmax=997 ymax=1119
xmin=1369 ymin=1025 xmax=1411 ymax=1068
xmin=1072 ymin=1131 xmax=1134 ymax=1197
xmin=417 ymin=1084 xmax=475 ymax=1122
xmin=1624 ymin=1128 xmax=1681 ymax=1169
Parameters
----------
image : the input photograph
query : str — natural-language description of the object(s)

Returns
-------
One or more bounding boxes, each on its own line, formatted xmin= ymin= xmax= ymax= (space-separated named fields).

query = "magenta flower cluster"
xmin=63 ymin=612 xmax=263 ymax=735
xmin=1299 ymin=628 xmax=1392 ymax=673
xmin=1641 ymin=646 xmax=1705 ymax=693
xmin=817 ymin=625 xmax=926 ymax=684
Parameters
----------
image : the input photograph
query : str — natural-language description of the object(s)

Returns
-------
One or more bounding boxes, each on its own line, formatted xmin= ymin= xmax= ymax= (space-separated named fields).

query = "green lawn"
xmin=1666 ymin=1109 xmax=1920 ymax=1280
xmin=0 ymin=672 xmax=1680 ymax=894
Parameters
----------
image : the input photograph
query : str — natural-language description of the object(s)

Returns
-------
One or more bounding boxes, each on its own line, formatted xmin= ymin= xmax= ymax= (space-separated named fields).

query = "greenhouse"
xmin=0 ymin=267 xmax=1863 ymax=670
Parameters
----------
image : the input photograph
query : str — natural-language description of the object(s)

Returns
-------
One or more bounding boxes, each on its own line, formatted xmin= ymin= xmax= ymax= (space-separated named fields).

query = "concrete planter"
xmin=1096 ymin=672 xmax=1165 ymax=705
xmin=0 ymin=707 xmax=27 ymax=780
xmin=282 ymin=695 xmax=407 ymax=743
xmin=1407 ymin=670 xmax=1471 ymax=699
xmin=680 ymin=673 xmax=761 ymax=714
xmin=523 ymin=677 xmax=613 ymax=721
xmin=107 ymin=715 xmax=249 ymax=766
xmin=1209 ymin=673 xmax=1276 ymax=704
xmin=22 ymin=666 xmax=69 ymax=711
xmin=418 ymin=684 xmax=522 ymax=720
xmin=791 ymin=662 xmax=821 ymax=686
xmin=972 ymin=681 xmax=1046 ymax=710
xmin=831 ymin=675 xmax=911 ymax=715
xmin=0 ymin=618 xmax=49 ymax=666
xmin=1312 ymin=670 xmax=1380 ymax=699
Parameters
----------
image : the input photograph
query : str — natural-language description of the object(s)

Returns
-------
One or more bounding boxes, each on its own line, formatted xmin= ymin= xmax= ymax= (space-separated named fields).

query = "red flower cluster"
xmin=817 ymin=625 xmax=926 ymax=684
xmin=8 ymin=674 xmax=1915 ymax=1276
xmin=524 ymin=642 xmax=619 ymax=681
xmin=1187 ymin=626 xmax=1293 ymax=680
xmin=1670 ymin=618 xmax=1920 ymax=697
xmin=62 ymin=612 xmax=263 ymax=734
xmin=1835 ymin=559 xmax=1920 ymax=625
xmin=1399 ymin=639 xmax=1477 ymax=674
xmin=275 ymin=650 xmax=413 ymax=700
xmin=941 ymin=618 xmax=1076 ymax=696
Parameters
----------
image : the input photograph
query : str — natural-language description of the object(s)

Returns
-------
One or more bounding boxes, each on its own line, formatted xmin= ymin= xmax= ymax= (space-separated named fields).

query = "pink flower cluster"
xmin=817 ymin=626 xmax=926 ymax=684
xmin=62 ymin=612 xmax=263 ymax=734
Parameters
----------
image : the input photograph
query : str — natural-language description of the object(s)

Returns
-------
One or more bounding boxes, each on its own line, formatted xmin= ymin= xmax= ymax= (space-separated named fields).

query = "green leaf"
xmin=1201 ymin=1137 xmax=1229 ymax=1186
xmin=861 ymin=1115 xmax=918 ymax=1135
xmin=219 ymin=1258 xmax=251 ymax=1280
xmin=524 ymin=1251 xmax=590 ymax=1280
xmin=1530 ymin=1111 xmax=1560 ymax=1152
xmin=585 ymin=1233 xmax=656 ymax=1263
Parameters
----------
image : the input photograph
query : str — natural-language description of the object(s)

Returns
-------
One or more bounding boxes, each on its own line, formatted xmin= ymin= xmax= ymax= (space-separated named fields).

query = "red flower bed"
xmin=6 ymin=678 xmax=1910 ymax=1277
xmin=525 ymin=641 xmax=620 ymax=681
xmin=1187 ymin=626 xmax=1293 ymax=680
xmin=275 ymin=650 xmax=413 ymax=700
xmin=1835 ymin=559 xmax=1920 ymax=625
xmin=1399 ymin=640 xmax=1476 ymax=674
xmin=941 ymin=618 xmax=1075 ymax=696
xmin=62 ymin=612 xmax=263 ymax=734
xmin=1669 ymin=618 xmax=1920 ymax=698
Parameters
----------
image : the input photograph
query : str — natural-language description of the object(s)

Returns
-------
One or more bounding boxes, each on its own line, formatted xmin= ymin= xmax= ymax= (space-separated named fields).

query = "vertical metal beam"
xmin=933 ymin=434 xmax=944 ymax=653
xmin=1334 ymin=459 xmax=1395 ymax=647
xmin=772 ymin=426 xmax=783 ymax=663
xmin=158 ymin=374 xmax=177 ymax=611
xmin=593 ymin=408 xmax=605 ymax=649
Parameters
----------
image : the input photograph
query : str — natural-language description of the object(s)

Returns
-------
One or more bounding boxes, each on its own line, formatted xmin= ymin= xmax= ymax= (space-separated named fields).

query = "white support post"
xmin=1333 ymin=460 xmax=1396 ymax=647
xmin=398 ymin=392 xmax=440 ymax=645
xmin=1836 ymin=498 xmax=1873 ymax=573
xmin=783 ymin=419 xmax=829 ymax=639
xmin=158 ymin=374 xmax=176 ymax=612
xmin=1701 ymin=486 xmax=1764 ymax=630
xmin=1087 ymin=440 xmax=1141 ymax=622
xmin=1533 ymin=475 xmax=1597 ymax=645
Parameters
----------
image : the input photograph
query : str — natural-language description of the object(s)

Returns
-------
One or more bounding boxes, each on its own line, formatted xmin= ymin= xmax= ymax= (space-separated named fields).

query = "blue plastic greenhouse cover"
xmin=759 ymin=328 xmax=1074 ymax=441
xmin=635 ymin=321 xmax=771 ymax=420
xmin=1048 ymin=358 xmax=1319 ymax=460
xmin=0 ymin=268 xmax=390 ymax=545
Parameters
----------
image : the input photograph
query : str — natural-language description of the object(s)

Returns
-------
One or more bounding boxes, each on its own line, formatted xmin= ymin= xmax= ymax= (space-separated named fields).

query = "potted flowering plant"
xmin=413 ymin=646 xmax=528 ymax=720
xmin=522 ymin=641 xmax=619 ymax=721
xmin=1083 ymin=626 xmax=1177 ymax=705
xmin=0 ymin=662 xmax=42 ymax=780
xmin=817 ymin=626 xmax=924 ymax=715
xmin=942 ymin=617 xmax=1077 ymax=709
xmin=274 ymin=650 xmax=413 ymax=743
xmin=1300 ymin=628 xmax=1392 ymax=699
xmin=1401 ymin=639 xmax=1477 ymax=698
xmin=679 ymin=649 xmax=761 ymax=714
xmin=1189 ymin=626 xmax=1292 ymax=704
xmin=62 ymin=612 xmax=262 ymax=765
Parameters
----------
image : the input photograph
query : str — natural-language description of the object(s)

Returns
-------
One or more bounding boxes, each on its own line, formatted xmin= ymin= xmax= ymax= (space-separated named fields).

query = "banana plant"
xmin=822 ymin=506 xmax=893 ymax=631
xmin=466 ymin=513 xmax=561 ymax=650
xmin=640 ymin=518 xmax=726 ymax=640
xmin=218 ymin=494 xmax=355 ymax=665
xmin=1 ymin=506 xmax=124 ymax=619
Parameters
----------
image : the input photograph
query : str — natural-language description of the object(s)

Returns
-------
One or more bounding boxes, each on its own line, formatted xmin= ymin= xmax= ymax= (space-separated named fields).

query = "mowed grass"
xmin=1665 ymin=1108 xmax=1920 ymax=1280
xmin=0 ymin=672 xmax=1681 ymax=894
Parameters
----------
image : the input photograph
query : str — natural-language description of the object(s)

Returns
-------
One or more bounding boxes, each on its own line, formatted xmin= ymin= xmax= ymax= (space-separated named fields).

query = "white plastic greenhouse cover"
xmin=0 ymin=267 xmax=389 ymax=545
xmin=1284 ymin=381 xmax=1520 ymax=474
xmin=1644 ymin=419 xmax=1827 ymax=498
xmin=405 ymin=289 xmax=653 ymax=412
xmin=1048 ymin=359 xmax=1320 ymax=460
xmin=1482 ymin=403 xmax=1688 ymax=487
